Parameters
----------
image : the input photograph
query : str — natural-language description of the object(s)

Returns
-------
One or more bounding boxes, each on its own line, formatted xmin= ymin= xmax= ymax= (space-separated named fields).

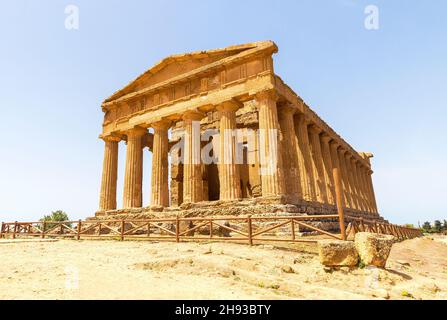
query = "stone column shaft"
xmin=294 ymin=113 xmax=316 ymax=202
xmin=183 ymin=111 xmax=204 ymax=203
xmin=358 ymin=165 xmax=373 ymax=213
xmin=278 ymin=104 xmax=302 ymax=200
xmin=308 ymin=125 xmax=328 ymax=204
xmin=329 ymin=141 xmax=345 ymax=207
xmin=123 ymin=127 xmax=146 ymax=208
xmin=345 ymin=154 xmax=360 ymax=210
xmin=320 ymin=134 xmax=335 ymax=205
xmin=255 ymin=91 xmax=286 ymax=197
xmin=218 ymin=101 xmax=242 ymax=200
xmin=338 ymin=149 xmax=353 ymax=208
xmin=151 ymin=121 xmax=170 ymax=207
xmin=358 ymin=163 xmax=371 ymax=212
xmin=351 ymin=158 xmax=365 ymax=211
xmin=99 ymin=136 xmax=120 ymax=211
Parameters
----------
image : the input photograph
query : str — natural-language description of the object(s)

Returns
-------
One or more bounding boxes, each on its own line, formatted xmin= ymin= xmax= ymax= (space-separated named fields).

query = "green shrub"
xmin=40 ymin=210 xmax=71 ymax=231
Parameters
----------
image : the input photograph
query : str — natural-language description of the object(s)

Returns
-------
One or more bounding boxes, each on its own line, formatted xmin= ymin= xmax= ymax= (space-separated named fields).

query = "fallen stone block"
xmin=318 ymin=239 xmax=359 ymax=267
xmin=355 ymin=232 xmax=395 ymax=268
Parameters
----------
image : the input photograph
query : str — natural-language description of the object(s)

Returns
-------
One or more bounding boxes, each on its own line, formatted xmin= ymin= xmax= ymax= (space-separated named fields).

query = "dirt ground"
xmin=0 ymin=235 xmax=446 ymax=300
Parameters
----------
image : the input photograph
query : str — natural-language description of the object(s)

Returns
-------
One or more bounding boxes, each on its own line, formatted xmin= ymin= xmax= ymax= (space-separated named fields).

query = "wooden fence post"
xmin=120 ymin=220 xmax=125 ymax=241
xmin=175 ymin=216 xmax=180 ymax=243
xmin=209 ymin=219 xmax=213 ymax=239
xmin=247 ymin=215 xmax=253 ymax=246
xmin=12 ymin=221 xmax=17 ymax=239
xmin=291 ymin=219 xmax=296 ymax=241
xmin=77 ymin=220 xmax=81 ymax=240
xmin=333 ymin=167 xmax=346 ymax=240
xmin=41 ymin=221 xmax=46 ymax=239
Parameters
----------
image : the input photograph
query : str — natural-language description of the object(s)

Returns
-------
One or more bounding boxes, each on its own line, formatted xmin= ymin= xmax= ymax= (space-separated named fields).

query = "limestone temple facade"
xmin=96 ymin=41 xmax=382 ymax=222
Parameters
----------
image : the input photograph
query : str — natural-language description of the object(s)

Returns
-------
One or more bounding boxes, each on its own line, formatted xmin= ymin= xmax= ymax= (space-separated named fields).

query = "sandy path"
xmin=0 ymin=236 xmax=446 ymax=299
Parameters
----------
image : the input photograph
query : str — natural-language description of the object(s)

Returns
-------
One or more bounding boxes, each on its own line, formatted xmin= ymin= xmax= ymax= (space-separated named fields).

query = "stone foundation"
xmin=92 ymin=197 xmax=386 ymax=234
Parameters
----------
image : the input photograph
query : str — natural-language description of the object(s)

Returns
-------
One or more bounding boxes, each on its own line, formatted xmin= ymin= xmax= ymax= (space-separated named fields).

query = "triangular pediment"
xmin=104 ymin=41 xmax=277 ymax=103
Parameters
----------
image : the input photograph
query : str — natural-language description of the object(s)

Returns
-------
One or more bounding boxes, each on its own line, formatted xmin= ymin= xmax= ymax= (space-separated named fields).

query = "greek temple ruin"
xmin=96 ymin=41 xmax=381 ymax=221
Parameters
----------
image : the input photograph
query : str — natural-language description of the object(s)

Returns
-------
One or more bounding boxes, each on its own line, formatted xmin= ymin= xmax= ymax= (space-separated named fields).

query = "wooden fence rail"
xmin=0 ymin=214 xmax=423 ymax=245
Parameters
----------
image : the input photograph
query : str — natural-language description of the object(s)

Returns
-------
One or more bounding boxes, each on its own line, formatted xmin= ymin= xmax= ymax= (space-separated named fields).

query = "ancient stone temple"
xmin=96 ymin=41 xmax=381 ymax=221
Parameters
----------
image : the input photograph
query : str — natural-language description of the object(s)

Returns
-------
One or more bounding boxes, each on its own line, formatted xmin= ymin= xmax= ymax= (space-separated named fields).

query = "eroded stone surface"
xmin=318 ymin=240 xmax=359 ymax=267
xmin=355 ymin=232 xmax=395 ymax=268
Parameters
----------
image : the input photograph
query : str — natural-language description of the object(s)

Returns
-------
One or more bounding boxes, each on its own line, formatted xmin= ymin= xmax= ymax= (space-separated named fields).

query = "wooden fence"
xmin=0 ymin=214 xmax=422 ymax=245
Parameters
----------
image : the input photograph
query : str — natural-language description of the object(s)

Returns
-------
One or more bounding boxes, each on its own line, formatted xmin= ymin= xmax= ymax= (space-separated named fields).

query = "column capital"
xmin=151 ymin=120 xmax=172 ymax=130
xmin=278 ymin=102 xmax=297 ymax=116
xmin=329 ymin=139 xmax=340 ymax=149
xmin=357 ymin=161 xmax=366 ymax=169
xmin=320 ymin=133 xmax=332 ymax=143
xmin=100 ymin=135 xmax=121 ymax=143
xmin=182 ymin=110 xmax=205 ymax=121
xmin=125 ymin=126 xmax=147 ymax=138
xmin=254 ymin=89 xmax=278 ymax=102
xmin=216 ymin=99 xmax=243 ymax=112
xmin=308 ymin=124 xmax=322 ymax=135
xmin=358 ymin=163 xmax=369 ymax=171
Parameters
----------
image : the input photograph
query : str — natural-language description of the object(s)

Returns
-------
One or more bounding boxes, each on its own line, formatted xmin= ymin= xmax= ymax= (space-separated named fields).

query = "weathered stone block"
xmin=355 ymin=232 xmax=395 ymax=268
xmin=318 ymin=239 xmax=359 ymax=267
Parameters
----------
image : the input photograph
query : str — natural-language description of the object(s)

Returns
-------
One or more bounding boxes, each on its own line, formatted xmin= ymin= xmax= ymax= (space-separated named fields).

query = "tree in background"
xmin=421 ymin=220 xmax=447 ymax=234
xmin=40 ymin=210 xmax=71 ymax=231
xmin=422 ymin=221 xmax=432 ymax=232
xmin=434 ymin=220 xmax=442 ymax=233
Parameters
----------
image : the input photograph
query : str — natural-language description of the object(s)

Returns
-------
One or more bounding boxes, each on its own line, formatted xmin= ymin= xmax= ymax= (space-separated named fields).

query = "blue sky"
xmin=0 ymin=0 xmax=446 ymax=225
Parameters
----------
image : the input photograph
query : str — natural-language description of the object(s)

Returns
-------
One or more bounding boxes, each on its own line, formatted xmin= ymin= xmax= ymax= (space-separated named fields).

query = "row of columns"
xmin=99 ymin=89 xmax=378 ymax=214
xmin=274 ymin=93 xmax=378 ymax=214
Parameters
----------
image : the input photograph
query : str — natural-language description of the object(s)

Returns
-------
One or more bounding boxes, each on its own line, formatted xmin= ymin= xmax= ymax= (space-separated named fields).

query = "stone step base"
xmin=90 ymin=198 xmax=385 ymax=232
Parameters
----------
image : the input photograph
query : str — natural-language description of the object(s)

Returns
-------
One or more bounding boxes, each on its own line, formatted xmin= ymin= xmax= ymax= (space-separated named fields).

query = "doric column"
xmin=358 ymin=164 xmax=373 ymax=213
xmin=320 ymin=134 xmax=335 ymax=205
xmin=294 ymin=113 xmax=316 ymax=202
xmin=278 ymin=103 xmax=302 ymax=200
xmin=359 ymin=163 xmax=372 ymax=212
xmin=345 ymin=153 xmax=360 ymax=210
xmin=151 ymin=120 xmax=171 ymax=207
xmin=182 ymin=111 xmax=204 ymax=203
xmin=308 ymin=125 xmax=328 ymax=204
xmin=99 ymin=135 xmax=120 ymax=211
xmin=217 ymin=100 xmax=242 ymax=200
xmin=123 ymin=127 xmax=147 ymax=209
xmin=351 ymin=158 xmax=366 ymax=212
xmin=338 ymin=148 xmax=353 ymax=208
xmin=255 ymin=90 xmax=286 ymax=197
xmin=329 ymin=140 xmax=345 ymax=207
